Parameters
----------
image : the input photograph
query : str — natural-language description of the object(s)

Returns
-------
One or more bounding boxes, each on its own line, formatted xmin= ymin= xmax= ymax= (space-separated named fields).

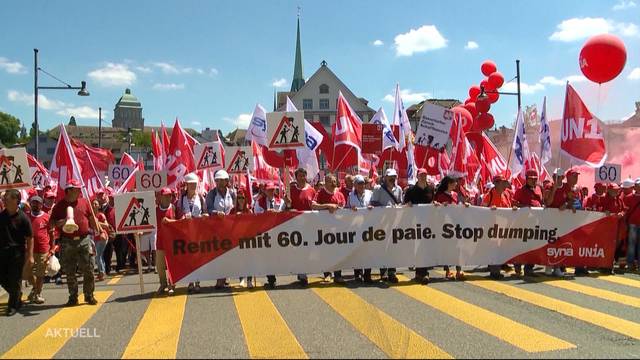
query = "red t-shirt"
xmin=434 ymin=191 xmax=458 ymax=205
xmin=600 ymin=195 xmax=625 ymax=213
xmin=482 ymin=189 xmax=512 ymax=208
xmin=51 ymin=198 xmax=93 ymax=237
xmin=339 ymin=186 xmax=352 ymax=202
xmin=29 ymin=212 xmax=51 ymax=253
xmin=513 ymin=185 xmax=544 ymax=207
xmin=548 ymin=183 xmax=580 ymax=209
xmin=585 ymin=193 xmax=604 ymax=210
xmin=625 ymin=195 xmax=640 ymax=225
xmin=156 ymin=204 xmax=176 ymax=251
xmin=290 ymin=184 xmax=316 ymax=211
xmin=314 ymin=188 xmax=346 ymax=207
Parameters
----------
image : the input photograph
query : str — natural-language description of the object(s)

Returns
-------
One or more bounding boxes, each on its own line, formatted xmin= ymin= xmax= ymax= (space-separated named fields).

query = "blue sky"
xmin=0 ymin=0 xmax=639 ymax=135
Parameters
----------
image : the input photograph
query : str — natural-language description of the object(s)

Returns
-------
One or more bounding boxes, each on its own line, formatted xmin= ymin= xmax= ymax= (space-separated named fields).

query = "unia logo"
xmin=546 ymin=242 xmax=573 ymax=266
xmin=579 ymin=244 xmax=605 ymax=258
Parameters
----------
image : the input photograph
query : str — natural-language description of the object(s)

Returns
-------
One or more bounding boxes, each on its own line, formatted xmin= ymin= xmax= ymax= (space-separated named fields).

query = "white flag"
xmin=245 ymin=104 xmax=268 ymax=146
xmin=370 ymin=106 xmax=398 ymax=151
xmin=287 ymin=97 xmax=322 ymax=180
xmin=510 ymin=109 xmax=531 ymax=179
xmin=392 ymin=83 xmax=412 ymax=150
xmin=406 ymin=137 xmax=417 ymax=184
xmin=539 ymin=97 xmax=552 ymax=165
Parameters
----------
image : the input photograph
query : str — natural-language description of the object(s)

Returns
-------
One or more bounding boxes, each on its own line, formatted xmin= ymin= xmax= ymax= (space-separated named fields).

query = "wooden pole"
xmin=135 ymin=233 xmax=145 ymax=294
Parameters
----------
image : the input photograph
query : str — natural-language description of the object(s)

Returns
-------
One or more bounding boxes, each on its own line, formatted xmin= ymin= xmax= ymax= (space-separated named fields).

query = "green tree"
xmin=131 ymin=130 xmax=151 ymax=148
xmin=0 ymin=111 xmax=21 ymax=146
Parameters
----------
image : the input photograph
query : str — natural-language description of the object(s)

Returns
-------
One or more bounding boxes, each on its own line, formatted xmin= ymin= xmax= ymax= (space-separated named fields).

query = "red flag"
xmin=331 ymin=92 xmax=362 ymax=171
xmin=49 ymin=124 xmax=87 ymax=200
xmin=252 ymin=141 xmax=281 ymax=182
xmin=120 ymin=152 xmax=136 ymax=167
xmin=166 ymin=119 xmax=196 ymax=188
xmin=560 ymin=84 xmax=607 ymax=167
xmin=161 ymin=121 xmax=171 ymax=164
xmin=27 ymin=153 xmax=51 ymax=188
xmin=151 ymin=129 xmax=164 ymax=171
xmin=69 ymin=137 xmax=114 ymax=174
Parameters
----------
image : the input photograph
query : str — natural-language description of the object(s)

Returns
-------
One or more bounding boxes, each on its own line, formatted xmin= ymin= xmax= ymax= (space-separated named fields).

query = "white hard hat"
xmin=622 ymin=178 xmax=635 ymax=189
xmin=636 ymin=177 xmax=640 ymax=185
xmin=184 ymin=172 xmax=199 ymax=183
xmin=214 ymin=169 xmax=230 ymax=180
xmin=385 ymin=168 xmax=398 ymax=177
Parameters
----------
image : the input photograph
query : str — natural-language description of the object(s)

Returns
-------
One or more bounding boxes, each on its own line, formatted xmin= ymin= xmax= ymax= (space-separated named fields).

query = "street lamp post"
xmin=33 ymin=48 xmax=90 ymax=160
xmin=478 ymin=59 xmax=521 ymax=109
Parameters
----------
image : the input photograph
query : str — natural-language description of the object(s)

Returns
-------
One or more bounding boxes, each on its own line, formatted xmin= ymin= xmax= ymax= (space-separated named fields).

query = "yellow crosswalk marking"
xmin=121 ymin=291 xmax=187 ymax=359
xmin=463 ymin=276 xmax=640 ymax=340
xmin=1 ymin=291 xmax=113 ymax=359
xmin=233 ymin=288 xmax=307 ymax=359
xmin=535 ymin=276 xmax=640 ymax=308
xmin=312 ymin=282 xmax=451 ymax=359
xmin=394 ymin=275 xmax=575 ymax=353
xmin=593 ymin=274 xmax=640 ymax=290
xmin=107 ymin=275 xmax=123 ymax=285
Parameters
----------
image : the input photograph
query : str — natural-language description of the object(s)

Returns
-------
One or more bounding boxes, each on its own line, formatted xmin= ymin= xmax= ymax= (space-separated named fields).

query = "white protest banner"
xmin=595 ymin=163 xmax=621 ymax=184
xmin=114 ymin=191 xmax=157 ymax=235
xmin=136 ymin=170 xmax=167 ymax=192
xmin=194 ymin=142 xmax=224 ymax=170
xmin=266 ymin=111 xmax=305 ymax=149
xmin=415 ymin=103 xmax=454 ymax=150
xmin=0 ymin=147 xmax=31 ymax=191
xmin=108 ymin=164 xmax=134 ymax=189
xmin=159 ymin=205 xmax=618 ymax=283
xmin=225 ymin=146 xmax=253 ymax=174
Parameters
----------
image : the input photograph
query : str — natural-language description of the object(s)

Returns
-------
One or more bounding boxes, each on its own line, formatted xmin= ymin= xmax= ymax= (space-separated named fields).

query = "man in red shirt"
xmin=339 ymin=175 xmax=354 ymax=202
xmin=546 ymin=168 xmax=581 ymax=209
xmin=585 ymin=183 xmax=606 ymax=210
xmin=624 ymin=179 xmax=640 ymax=271
xmin=49 ymin=179 xmax=99 ymax=306
xmin=312 ymin=174 xmax=346 ymax=283
xmin=482 ymin=175 xmax=513 ymax=208
xmin=27 ymin=195 xmax=53 ymax=304
xmin=155 ymin=187 xmax=176 ymax=295
xmin=514 ymin=170 xmax=544 ymax=208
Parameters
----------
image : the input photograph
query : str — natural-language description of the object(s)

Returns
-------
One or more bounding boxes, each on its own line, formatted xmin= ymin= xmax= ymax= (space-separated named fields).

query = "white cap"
xmin=636 ymin=177 xmax=640 ymax=185
xmin=484 ymin=181 xmax=495 ymax=190
xmin=214 ymin=169 xmax=230 ymax=180
xmin=622 ymin=178 xmax=635 ymax=189
xmin=385 ymin=168 xmax=398 ymax=177
xmin=184 ymin=172 xmax=199 ymax=183
xmin=353 ymin=175 xmax=365 ymax=184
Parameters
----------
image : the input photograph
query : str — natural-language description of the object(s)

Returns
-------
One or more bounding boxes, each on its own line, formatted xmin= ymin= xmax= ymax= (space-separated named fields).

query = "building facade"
xmin=112 ymin=88 xmax=144 ymax=129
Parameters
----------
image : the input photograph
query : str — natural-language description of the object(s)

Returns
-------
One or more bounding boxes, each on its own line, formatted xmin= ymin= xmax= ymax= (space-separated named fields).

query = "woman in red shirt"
xmin=233 ymin=188 xmax=256 ymax=288
xmin=434 ymin=176 xmax=465 ymax=280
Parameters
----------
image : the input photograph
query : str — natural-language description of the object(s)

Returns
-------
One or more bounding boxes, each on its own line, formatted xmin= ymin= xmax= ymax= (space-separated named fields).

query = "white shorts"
xmin=139 ymin=232 xmax=157 ymax=252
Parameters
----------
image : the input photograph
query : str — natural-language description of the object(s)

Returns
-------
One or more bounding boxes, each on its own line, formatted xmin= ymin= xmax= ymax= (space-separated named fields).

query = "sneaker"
xmin=85 ymin=296 xmax=98 ymax=305
xmin=265 ymin=281 xmax=276 ymax=290
xmin=96 ymin=273 xmax=105 ymax=282
xmin=387 ymin=274 xmax=399 ymax=283
xmin=28 ymin=291 xmax=37 ymax=303
xmin=489 ymin=272 xmax=504 ymax=280
xmin=66 ymin=297 xmax=79 ymax=307
xmin=455 ymin=272 xmax=466 ymax=281
xmin=157 ymin=285 xmax=166 ymax=295
xmin=5 ymin=307 xmax=17 ymax=317
xmin=240 ymin=278 xmax=247 ymax=288
xmin=55 ymin=277 xmax=63 ymax=285
xmin=298 ymin=278 xmax=308 ymax=287
xmin=363 ymin=275 xmax=374 ymax=283
xmin=33 ymin=295 xmax=45 ymax=304
xmin=334 ymin=276 xmax=346 ymax=284
xmin=544 ymin=266 xmax=554 ymax=276
xmin=552 ymin=268 xmax=564 ymax=277
xmin=421 ymin=275 xmax=431 ymax=285
xmin=187 ymin=283 xmax=195 ymax=293
xmin=168 ymin=287 xmax=175 ymax=296
xmin=247 ymin=281 xmax=254 ymax=289
xmin=194 ymin=282 xmax=201 ymax=293
xmin=323 ymin=274 xmax=332 ymax=282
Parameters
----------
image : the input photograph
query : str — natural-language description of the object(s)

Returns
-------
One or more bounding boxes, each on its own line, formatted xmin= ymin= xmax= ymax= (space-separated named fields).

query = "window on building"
xmin=319 ymin=99 xmax=330 ymax=109
xmin=320 ymin=116 xmax=330 ymax=126
xmin=319 ymin=84 xmax=329 ymax=94
xmin=303 ymin=99 xmax=313 ymax=110
xmin=47 ymin=148 xmax=55 ymax=155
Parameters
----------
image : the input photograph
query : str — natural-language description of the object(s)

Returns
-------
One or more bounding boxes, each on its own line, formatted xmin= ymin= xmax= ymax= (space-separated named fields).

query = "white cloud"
xmin=464 ymin=41 xmax=479 ymax=50
xmin=502 ymin=81 xmax=545 ymax=95
xmin=88 ymin=63 xmax=136 ymax=86
xmin=56 ymin=106 xmax=104 ymax=119
xmin=372 ymin=39 xmax=384 ymax=46
xmin=191 ymin=120 xmax=202 ymax=126
xmin=394 ymin=25 xmax=447 ymax=56
xmin=383 ymin=89 xmax=432 ymax=104
xmin=628 ymin=67 xmax=640 ymax=80
xmin=0 ymin=57 xmax=26 ymax=74
xmin=153 ymin=62 xmax=218 ymax=77
xmin=549 ymin=17 xmax=639 ymax=42
xmin=209 ymin=68 xmax=219 ymax=76
xmin=135 ymin=66 xmax=152 ymax=73
xmin=7 ymin=90 xmax=67 ymax=110
xmin=223 ymin=113 xmax=252 ymax=128
xmin=152 ymin=83 xmax=185 ymax=90
xmin=272 ymin=78 xmax=287 ymax=88
xmin=613 ymin=0 xmax=636 ymax=10
xmin=539 ymin=74 xmax=587 ymax=85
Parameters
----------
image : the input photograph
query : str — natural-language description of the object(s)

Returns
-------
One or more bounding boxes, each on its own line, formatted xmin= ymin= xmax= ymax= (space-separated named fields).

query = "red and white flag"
xmin=120 ymin=152 xmax=137 ymax=167
xmin=151 ymin=129 xmax=164 ymax=171
xmin=166 ymin=118 xmax=196 ymax=188
xmin=49 ymin=124 xmax=87 ymax=200
xmin=252 ymin=141 xmax=280 ymax=182
xmin=161 ymin=121 xmax=171 ymax=165
xmin=331 ymin=91 xmax=362 ymax=171
xmin=27 ymin=153 xmax=51 ymax=189
xmin=560 ymin=84 xmax=607 ymax=167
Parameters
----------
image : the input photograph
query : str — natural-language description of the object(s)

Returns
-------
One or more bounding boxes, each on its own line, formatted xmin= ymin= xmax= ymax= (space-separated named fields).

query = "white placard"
xmin=225 ymin=146 xmax=253 ymax=174
xmin=136 ymin=170 xmax=167 ymax=191
xmin=415 ymin=103 xmax=454 ymax=150
xmin=0 ymin=147 xmax=32 ymax=190
xmin=595 ymin=163 xmax=621 ymax=184
xmin=266 ymin=111 xmax=306 ymax=149
xmin=194 ymin=142 xmax=224 ymax=170
xmin=114 ymin=191 xmax=157 ymax=234
xmin=108 ymin=164 xmax=134 ymax=189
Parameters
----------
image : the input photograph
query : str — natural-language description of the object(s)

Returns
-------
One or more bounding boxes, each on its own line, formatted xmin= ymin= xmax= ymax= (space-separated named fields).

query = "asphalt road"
xmin=1 ymin=268 xmax=640 ymax=359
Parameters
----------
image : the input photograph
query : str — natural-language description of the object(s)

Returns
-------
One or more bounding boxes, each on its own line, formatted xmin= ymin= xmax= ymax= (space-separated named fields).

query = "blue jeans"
xmin=628 ymin=224 xmax=640 ymax=267
xmin=95 ymin=240 xmax=107 ymax=274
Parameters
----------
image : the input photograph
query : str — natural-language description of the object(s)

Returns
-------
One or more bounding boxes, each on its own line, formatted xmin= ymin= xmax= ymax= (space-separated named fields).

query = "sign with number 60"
xmin=595 ymin=163 xmax=621 ymax=184
xmin=108 ymin=165 xmax=134 ymax=189
xmin=136 ymin=170 xmax=167 ymax=191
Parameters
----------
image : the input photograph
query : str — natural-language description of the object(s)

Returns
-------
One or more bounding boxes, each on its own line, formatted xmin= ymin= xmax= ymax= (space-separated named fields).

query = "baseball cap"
xmin=565 ymin=168 xmax=580 ymax=177
xmin=622 ymin=178 xmax=635 ymax=189
xmin=484 ymin=181 xmax=495 ymax=190
xmin=525 ymin=169 xmax=539 ymax=178
xmin=160 ymin=187 xmax=172 ymax=196
xmin=29 ymin=195 xmax=43 ymax=203
xmin=214 ymin=169 xmax=230 ymax=180
xmin=608 ymin=183 xmax=620 ymax=190
xmin=385 ymin=168 xmax=398 ymax=177
xmin=44 ymin=190 xmax=56 ymax=198
xmin=184 ymin=173 xmax=199 ymax=183
xmin=417 ymin=168 xmax=428 ymax=176
xmin=65 ymin=179 xmax=82 ymax=190
xmin=353 ymin=175 xmax=365 ymax=184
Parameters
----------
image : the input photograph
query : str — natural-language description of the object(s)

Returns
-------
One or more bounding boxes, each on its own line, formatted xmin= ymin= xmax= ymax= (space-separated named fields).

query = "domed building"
xmin=113 ymin=88 xmax=144 ymax=129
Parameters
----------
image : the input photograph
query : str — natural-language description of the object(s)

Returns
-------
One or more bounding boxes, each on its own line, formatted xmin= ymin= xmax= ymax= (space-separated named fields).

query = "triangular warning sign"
xmin=0 ymin=155 xmax=29 ymax=190
xmin=269 ymin=115 xmax=305 ymax=149
xmin=196 ymin=145 xmax=221 ymax=169
xmin=117 ymin=197 xmax=155 ymax=232
xmin=226 ymin=149 xmax=249 ymax=174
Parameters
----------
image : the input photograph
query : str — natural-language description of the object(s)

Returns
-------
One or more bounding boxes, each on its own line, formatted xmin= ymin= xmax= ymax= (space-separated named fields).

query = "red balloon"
xmin=464 ymin=97 xmax=473 ymax=105
xmin=480 ymin=79 xmax=490 ymax=90
xmin=468 ymin=85 xmax=481 ymax=100
xmin=452 ymin=106 xmax=473 ymax=132
xmin=481 ymin=60 xmax=497 ymax=77
xmin=579 ymin=34 xmax=627 ymax=84
xmin=487 ymin=90 xmax=499 ymax=103
xmin=488 ymin=71 xmax=504 ymax=88
xmin=476 ymin=97 xmax=491 ymax=113
xmin=463 ymin=102 xmax=478 ymax=118
xmin=475 ymin=113 xmax=495 ymax=131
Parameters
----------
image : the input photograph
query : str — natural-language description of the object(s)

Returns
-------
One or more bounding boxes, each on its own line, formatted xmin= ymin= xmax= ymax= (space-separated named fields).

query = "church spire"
xmin=290 ymin=12 xmax=305 ymax=92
